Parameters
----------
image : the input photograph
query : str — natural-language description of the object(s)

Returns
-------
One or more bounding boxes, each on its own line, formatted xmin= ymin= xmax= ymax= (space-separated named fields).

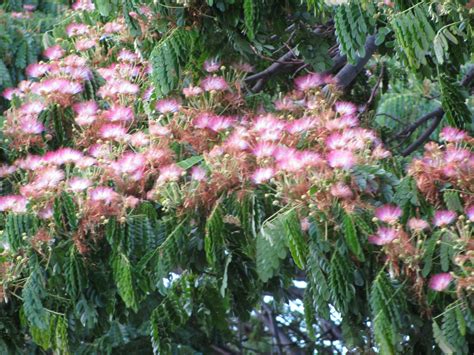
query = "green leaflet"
xmin=150 ymin=28 xmax=195 ymax=97
xmin=256 ymin=208 xmax=291 ymax=282
xmin=23 ymin=266 xmax=49 ymax=330
xmin=0 ymin=59 xmax=12 ymax=87
xmin=53 ymin=192 xmax=78 ymax=234
xmin=5 ymin=213 xmax=38 ymax=252
xmin=391 ymin=4 xmax=436 ymax=69
xmin=443 ymin=190 xmax=464 ymax=213
xmin=112 ymin=252 xmax=138 ymax=311
xmin=334 ymin=1 xmax=375 ymax=64
xmin=433 ymin=320 xmax=456 ymax=354
xmin=284 ymin=210 xmax=307 ymax=269
xmin=306 ymin=232 xmax=331 ymax=320
xmin=65 ymin=246 xmax=87 ymax=299
xmin=370 ymin=271 xmax=405 ymax=355
xmin=422 ymin=231 xmax=442 ymax=277
xmin=204 ymin=202 xmax=225 ymax=267
xmin=243 ymin=0 xmax=256 ymax=40
xmin=342 ymin=212 xmax=364 ymax=261
xmin=176 ymin=155 xmax=203 ymax=170
xmin=151 ymin=275 xmax=194 ymax=354
xmin=122 ymin=0 xmax=141 ymax=37
xmin=440 ymin=73 xmax=471 ymax=128
xmin=441 ymin=303 xmax=468 ymax=353
xmin=328 ymin=249 xmax=355 ymax=314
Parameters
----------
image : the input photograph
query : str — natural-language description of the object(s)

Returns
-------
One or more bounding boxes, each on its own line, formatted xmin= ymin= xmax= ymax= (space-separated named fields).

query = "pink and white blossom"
xmin=375 ymin=204 xmax=402 ymax=224
xmin=429 ymin=273 xmax=453 ymax=291
xmin=433 ymin=210 xmax=457 ymax=227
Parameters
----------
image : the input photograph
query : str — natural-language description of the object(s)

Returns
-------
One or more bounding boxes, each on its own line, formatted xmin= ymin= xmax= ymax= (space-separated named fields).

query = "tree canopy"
xmin=0 ymin=0 xmax=473 ymax=354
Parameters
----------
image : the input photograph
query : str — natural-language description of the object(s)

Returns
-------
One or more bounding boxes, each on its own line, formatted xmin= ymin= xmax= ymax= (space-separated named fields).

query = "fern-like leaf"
xmin=150 ymin=28 xmax=195 ymax=97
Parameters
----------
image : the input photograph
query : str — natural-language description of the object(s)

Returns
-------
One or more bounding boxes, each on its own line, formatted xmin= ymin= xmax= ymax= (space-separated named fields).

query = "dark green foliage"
xmin=334 ymin=1 xmax=375 ymax=64
xmin=284 ymin=210 xmax=307 ymax=269
xmin=439 ymin=73 xmax=472 ymax=128
xmin=150 ymin=28 xmax=196 ymax=97
xmin=256 ymin=210 xmax=289 ymax=282
xmin=391 ymin=3 xmax=436 ymax=69
xmin=204 ymin=202 xmax=225 ymax=266
xmin=5 ymin=213 xmax=38 ymax=252
xmin=328 ymin=249 xmax=355 ymax=314
xmin=370 ymin=271 xmax=406 ymax=355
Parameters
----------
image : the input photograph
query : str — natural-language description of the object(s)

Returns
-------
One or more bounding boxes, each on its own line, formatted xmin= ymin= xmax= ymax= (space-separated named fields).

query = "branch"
xmin=333 ymin=35 xmax=377 ymax=89
xmin=211 ymin=345 xmax=238 ymax=355
xmin=245 ymin=50 xmax=300 ymax=84
xmin=357 ymin=63 xmax=385 ymax=118
xmin=395 ymin=66 xmax=474 ymax=155
xmin=260 ymin=304 xmax=304 ymax=355
xmin=390 ymin=107 xmax=444 ymax=143
xmin=400 ymin=111 xmax=444 ymax=156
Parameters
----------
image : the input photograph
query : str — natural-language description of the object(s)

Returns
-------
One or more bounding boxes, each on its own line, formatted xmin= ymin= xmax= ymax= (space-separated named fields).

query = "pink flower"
xmin=74 ymin=102 xmax=98 ymax=117
xmin=158 ymin=164 xmax=184 ymax=183
xmin=203 ymin=58 xmax=221 ymax=72
xmin=34 ymin=167 xmax=65 ymax=188
xmin=129 ymin=132 xmax=150 ymax=147
xmin=368 ymin=227 xmax=399 ymax=245
xmin=66 ymin=23 xmax=89 ymax=37
xmin=0 ymin=195 xmax=28 ymax=213
xmin=15 ymin=155 xmax=43 ymax=171
xmin=111 ymin=152 xmax=146 ymax=181
xmin=335 ymin=101 xmax=357 ymax=116
xmin=89 ymin=186 xmax=117 ymax=204
xmin=32 ymin=78 xmax=82 ymax=95
xmin=274 ymin=97 xmax=297 ymax=111
xmin=75 ymin=39 xmax=96 ymax=51
xmin=26 ymin=63 xmax=50 ymax=78
xmin=433 ymin=210 xmax=457 ymax=227
xmin=44 ymin=148 xmax=83 ymax=165
xmin=117 ymin=49 xmax=139 ymax=62
xmin=286 ymin=117 xmax=317 ymax=134
xmin=207 ymin=115 xmax=234 ymax=132
xmin=300 ymin=218 xmax=311 ymax=232
xmin=0 ymin=165 xmax=16 ymax=178
xmin=68 ymin=177 xmax=92 ymax=191
xmin=327 ymin=150 xmax=356 ymax=169
xmin=251 ymin=167 xmax=275 ymax=184
xmin=191 ymin=166 xmax=206 ymax=181
xmin=440 ymin=127 xmax=467 ymax=143
xmin=38 ymin=205 xmax=54 ymax=219
xmin=193 ymin=112 xmax=214 ymax=129
xmin=99 ymin=124 xmax=128 ymax=140
xmin=19 ymin=117 xmax=45 ymax=134
xmin=429 ymin=273 xmax=453 ymax=291
xmin=466 ymin=206 xmax=474 ymax=222
xmin=2 ymin=87 xmax=21 ymax=100
xmin=20 ymin=101 xmax=45 ymax=115
xmin=43 ymin=45 xmax=65 ymax=60
xmin=183 ymin=85 xmax=203 ymax=97
xmin=200 ymin=76 xmax=228 ymax=91
xmin=330 ymin=183 xmax=353 ymax=199
xmin=104 ymin=22 xmax=125 ymax=34
xmin=103 ymin=105 xmax=134 ymax=122
xmin=73 ymin=101 xmax=98 ymax=125
xmin=407 ymin=218 xmax=429 ymax=232
xmin=72 ymin=0 xmax=95 ymax=11
xmin=294 ymin=73 xmax=324 ymax=91
xmin=155 ymin=99 xmax=180 ymax=114
xmin=98 ymin=80 xmax=139 ymax=97
xmin=149 ymin=123 xmax=171 ymax=136
xmin=252 ymin=142 xmax=277 ymax=158
xmin=375 ymin=204 xmax=402 ymax=224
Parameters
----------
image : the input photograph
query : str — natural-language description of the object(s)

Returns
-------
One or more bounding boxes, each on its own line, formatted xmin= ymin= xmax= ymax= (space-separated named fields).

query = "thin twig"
xmin=357 ymin=63 xmax=385 ymax=119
